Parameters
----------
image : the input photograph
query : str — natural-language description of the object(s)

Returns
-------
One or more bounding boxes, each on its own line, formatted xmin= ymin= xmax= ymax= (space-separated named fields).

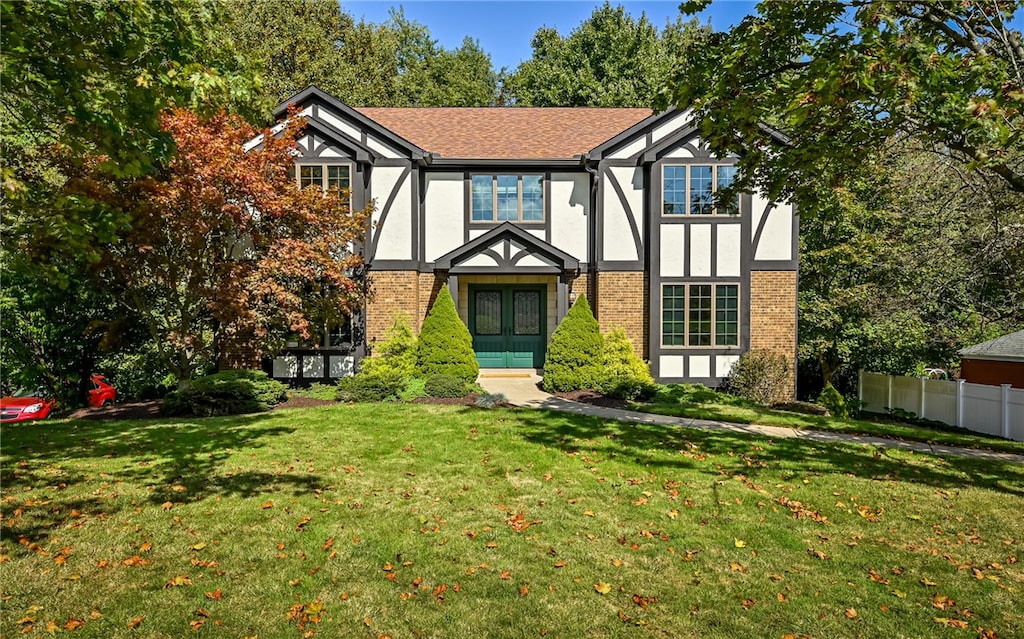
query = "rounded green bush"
xmin=597 ymin=327 xmax=656 ymax=399
xmin=415 ymin=284 xmax=479 ymax=384
xmin=162 ymin=370 xmax=287 ymax=417
xmin=726 ymin=349 xmax=791 ymax=406
xmin=542 ymin=295 xmax=603 ymax=392
xmin=424 ymin=374 xmax=469 ymax=398
xmin=335 ymin=371 xmax=406 ymax=402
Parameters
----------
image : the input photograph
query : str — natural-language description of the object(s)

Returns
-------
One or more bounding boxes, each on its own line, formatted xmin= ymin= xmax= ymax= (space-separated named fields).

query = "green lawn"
xmin=632 ymin=385 xmax=1024 ymax=456
xmin=2 ymin=404 xmax=1022 ymax=638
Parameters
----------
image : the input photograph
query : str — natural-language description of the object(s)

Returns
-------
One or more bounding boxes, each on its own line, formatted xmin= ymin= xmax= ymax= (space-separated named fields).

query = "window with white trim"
xmin=471 ymin=174 xmax=544 ymax=222
xmin=662 ymin=283 xmax=739 ymax=347
xmin=662 ymin=164 xmax=739 ymax=215
xmin=295 ymin=164 xmax=352 ymax=192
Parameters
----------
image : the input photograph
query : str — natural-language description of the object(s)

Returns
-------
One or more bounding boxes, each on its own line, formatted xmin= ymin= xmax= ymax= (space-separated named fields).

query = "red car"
xmin=0 ymin=375 xmax=117 ymax=422
xmin=0 ymin=387 xmax=56 ymax=422
xmin=88 ymin=375 xmax=117 ymax=408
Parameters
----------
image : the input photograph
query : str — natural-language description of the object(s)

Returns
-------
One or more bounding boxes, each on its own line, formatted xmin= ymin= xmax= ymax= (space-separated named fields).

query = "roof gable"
xmin=434 ymin=222 xmax=579 ymax=273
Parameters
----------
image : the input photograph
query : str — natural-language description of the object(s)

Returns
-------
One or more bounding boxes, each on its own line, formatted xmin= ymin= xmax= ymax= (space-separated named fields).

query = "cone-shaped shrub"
xmin=542 ymin=295 xmax=603 ymax=392
xmin=415 ymin=284 xmax=479 ymax=384
xmin=360 ymin=313 xmax=417 ymax=378
xmin=597 ymin=327 xmax=656 ymax=399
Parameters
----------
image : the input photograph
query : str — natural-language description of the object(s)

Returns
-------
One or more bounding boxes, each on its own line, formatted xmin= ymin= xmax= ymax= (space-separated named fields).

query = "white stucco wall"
xmin=689 ymin=224 xmax=712 ymax=276
xmin=548 ymin=172 xmax=589 ymax=261
xmin=751 ymin=194 xmax=794 ymax=261
xmin=371 ymin=167 xmax=412 ymax=260
xmin=602 ymin=167 xmax=644 ymax=261
xmin=606 ymin=136 xmax=647 ymax=159
xmin=424 ymin=172 xmax=464 ymax=261
xmin=659 ymin=224 xmax=685 ymax=277
xmin=716 ymin=224 xmax=742 ymax=277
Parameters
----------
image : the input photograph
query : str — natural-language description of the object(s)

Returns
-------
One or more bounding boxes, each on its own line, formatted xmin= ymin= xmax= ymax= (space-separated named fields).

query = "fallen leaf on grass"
xmin=741 ymin=599 xmax=756 ymax=610
xmin=934 ymin=617 xmax=969 ymax=629
xmin=553 ymin=561 xmax=567 ymax=568
xmin=127 ymin=616 xmax=144 ymax=629
xmin=190 ymin=542 xmax=206 ymax=551
xmin=121 ymin=555 xmax=151 ymax=567
xmin=519 ymin=586 xmax=529 ymax=597
xmin=139 ymin=543 xmax=152 ymax=553
xmin=868 ymin=570 xmax=889 ymax=584
xmin=189 ymin=619 xmax=206 ymax=631
xmin=161 ymin=502 xmax=173 ymax=510
xmin=595 ymin=582 xmax=612 ymax=595
xmin=322 ymin=537 xmax=334 ymax=551
xmin=807 ymin=548 xmax=830 ymax=561
xmin=734 ymin=539 xmax=747 ymax=548
xmin=165 ymin=575 xmax=192 ymax=588
xmin=844 ymin=608 xmax=858 ymax=619
xmin=64 ymin=618 xmax=85 ymax=631
xmin=295 ymin=516 xmax=312 ymax=531
xmin=729 ymin=561 xmax=748 ymax=573
xmin=205 ymin=590 xmax=222 ymax=601
xmin=632 ymin=594 xmax=657 ymax=608
xmin=920 ymin=577 xmax=937 ymax=587
xmin=260 ymin=501 xmax=274 ymax=509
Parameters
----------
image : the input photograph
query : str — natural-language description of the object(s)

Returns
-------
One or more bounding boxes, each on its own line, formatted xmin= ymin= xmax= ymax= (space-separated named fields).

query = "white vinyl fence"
xmin=859 ymin=371 xmax=1024 ymax=441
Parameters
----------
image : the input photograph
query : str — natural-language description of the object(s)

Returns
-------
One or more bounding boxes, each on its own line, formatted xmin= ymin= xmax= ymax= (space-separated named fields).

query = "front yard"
xmin=2 ymin=403 xmax=1022 ymax=638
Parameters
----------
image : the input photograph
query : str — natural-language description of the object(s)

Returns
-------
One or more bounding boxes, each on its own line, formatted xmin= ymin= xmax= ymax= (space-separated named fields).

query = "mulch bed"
xmin=412 ymin=393 xmax=481 ymax=406
xmin=554 ymin=389 xmax=631 ymax=410
xmin=62 ymin=400 xmax=163 ymax=421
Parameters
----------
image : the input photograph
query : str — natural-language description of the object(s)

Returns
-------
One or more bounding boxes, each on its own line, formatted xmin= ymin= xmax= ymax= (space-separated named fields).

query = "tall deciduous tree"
xmin=221 ymin=2 xmax=498 ymax=106
xmin=505 ymin=2 xmax=710 ymax=107
xmin=667 ymin=0 xmax=1024 ymax=200
xmin=68 ymin=110 xmax=372 ymax=384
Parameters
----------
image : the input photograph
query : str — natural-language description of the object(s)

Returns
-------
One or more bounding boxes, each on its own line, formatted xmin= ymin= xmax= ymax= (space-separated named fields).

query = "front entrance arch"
xmin=469 ymin=284 xmax=546 ymax=368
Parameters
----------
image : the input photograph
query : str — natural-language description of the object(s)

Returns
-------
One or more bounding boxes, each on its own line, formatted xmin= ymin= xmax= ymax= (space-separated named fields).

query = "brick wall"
xmin=594 ymin=271 xmax=648 ymax=358
xmin=366 ymin=270 xmax=432 ymax=347
xmin=749 ymin=270 xmax=798 ymax=399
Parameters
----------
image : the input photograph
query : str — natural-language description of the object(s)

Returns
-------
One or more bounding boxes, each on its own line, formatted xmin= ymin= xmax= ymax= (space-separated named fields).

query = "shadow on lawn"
xmin=1 ymin=413 xmax=322 ymax=547
xmin=508 ymin=407 xmax=1024 ymax=498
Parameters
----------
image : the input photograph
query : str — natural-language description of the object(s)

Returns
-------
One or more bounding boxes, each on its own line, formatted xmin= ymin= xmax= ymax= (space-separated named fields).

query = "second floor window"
xmin=298 ymin=164 xmax=351 ymax=191
xmin=663 ymin=164 xmax=739 ymax=215
xmin=472 ymin=174 xmax=544 ymax=222
xmin=662 ymin=283 xmax=739 ymax=347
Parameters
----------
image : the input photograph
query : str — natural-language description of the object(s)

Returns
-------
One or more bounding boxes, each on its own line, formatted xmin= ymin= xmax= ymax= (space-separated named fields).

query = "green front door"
xmin=469 ymin=285 xmax=546 ymax=368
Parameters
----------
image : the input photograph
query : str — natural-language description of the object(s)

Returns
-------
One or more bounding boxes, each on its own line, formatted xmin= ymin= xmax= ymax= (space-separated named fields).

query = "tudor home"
xmin=255 ymin=87 xmax=798 ymax=394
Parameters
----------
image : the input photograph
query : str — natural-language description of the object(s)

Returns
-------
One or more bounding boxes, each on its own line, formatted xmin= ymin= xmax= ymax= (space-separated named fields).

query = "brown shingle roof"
xmin=356 ymin=107 xmax=652 ymax=159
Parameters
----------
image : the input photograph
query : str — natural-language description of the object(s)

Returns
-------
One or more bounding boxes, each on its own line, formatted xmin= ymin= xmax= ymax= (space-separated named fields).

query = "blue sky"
xmin=343 ymin=1 xmax=758 ymax=70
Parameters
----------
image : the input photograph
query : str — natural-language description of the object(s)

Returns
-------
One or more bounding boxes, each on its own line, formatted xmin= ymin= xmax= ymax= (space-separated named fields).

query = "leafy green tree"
xmin=222 ymin=3 xmax=498 ymax=106
xmin=667 ymin=0 xmax=1024 ymax=201
xmin=221 ymin=0 xmax=354 ymax=104
xmin=541 ymin=295 xmax=603 ymax=392
xmin=798 ymin=142 xmax=1024 ymax=393
xmin=505 ymin=3 xmax=709 ymax=107
xmin=415 ymin=285 xmax=479 ymax=383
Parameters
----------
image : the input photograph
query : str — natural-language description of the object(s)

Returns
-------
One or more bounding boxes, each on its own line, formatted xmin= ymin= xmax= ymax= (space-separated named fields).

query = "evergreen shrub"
xmin=415 ymin=285 xmax=479 ymax=384
xmin=360 ymin=314 xmax=417 ymax=379
xmin=596 ymin=327 xmax=656 ymax=399
xmin=424 ymin=374 xmax=469 ymax=398
xmin=726 ymin=349 xmax=791 ymax=406
xmin=335 ymin=370 xmax=405 ymax=402
xmin=162 ymin=370 xmax=287 ymax=417
xmin=816 ymin=383 xmax=849 ymax=418
xmin=542 ymin=295 xmax=603 ymax=392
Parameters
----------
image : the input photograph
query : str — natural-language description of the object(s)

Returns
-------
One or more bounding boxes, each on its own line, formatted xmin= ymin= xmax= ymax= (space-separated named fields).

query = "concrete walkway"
xmin=476 ymin=369 xmax=1024 ymax=464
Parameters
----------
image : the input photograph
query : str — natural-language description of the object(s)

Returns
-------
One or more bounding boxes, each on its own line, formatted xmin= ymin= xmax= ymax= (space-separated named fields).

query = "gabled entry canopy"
xmin=434 ymin=222 xmax=580 ymax=274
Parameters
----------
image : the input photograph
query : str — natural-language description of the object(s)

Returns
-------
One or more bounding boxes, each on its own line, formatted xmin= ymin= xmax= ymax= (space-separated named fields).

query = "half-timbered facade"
xmin=262 ymin=87 xmax=798 ymax=391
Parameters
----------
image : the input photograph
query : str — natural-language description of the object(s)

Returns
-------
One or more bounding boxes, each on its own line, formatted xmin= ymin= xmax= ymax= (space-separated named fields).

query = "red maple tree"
xmin=83 ymin=108 xmax=371 ymax=384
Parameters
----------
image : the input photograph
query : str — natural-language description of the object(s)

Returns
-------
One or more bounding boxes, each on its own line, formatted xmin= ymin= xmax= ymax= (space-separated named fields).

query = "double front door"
xmin=469 ymin=285 xmax=546 ymax=368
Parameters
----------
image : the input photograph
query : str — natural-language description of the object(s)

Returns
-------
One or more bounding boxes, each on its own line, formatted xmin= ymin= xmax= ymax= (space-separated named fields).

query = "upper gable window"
xmin=297 ymin=164 xmax=351 ymax=192
xmin=472 ymin=174 xmax=544 ymax=223
xmin=663 ymin=164 xmax=739 ymax=215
